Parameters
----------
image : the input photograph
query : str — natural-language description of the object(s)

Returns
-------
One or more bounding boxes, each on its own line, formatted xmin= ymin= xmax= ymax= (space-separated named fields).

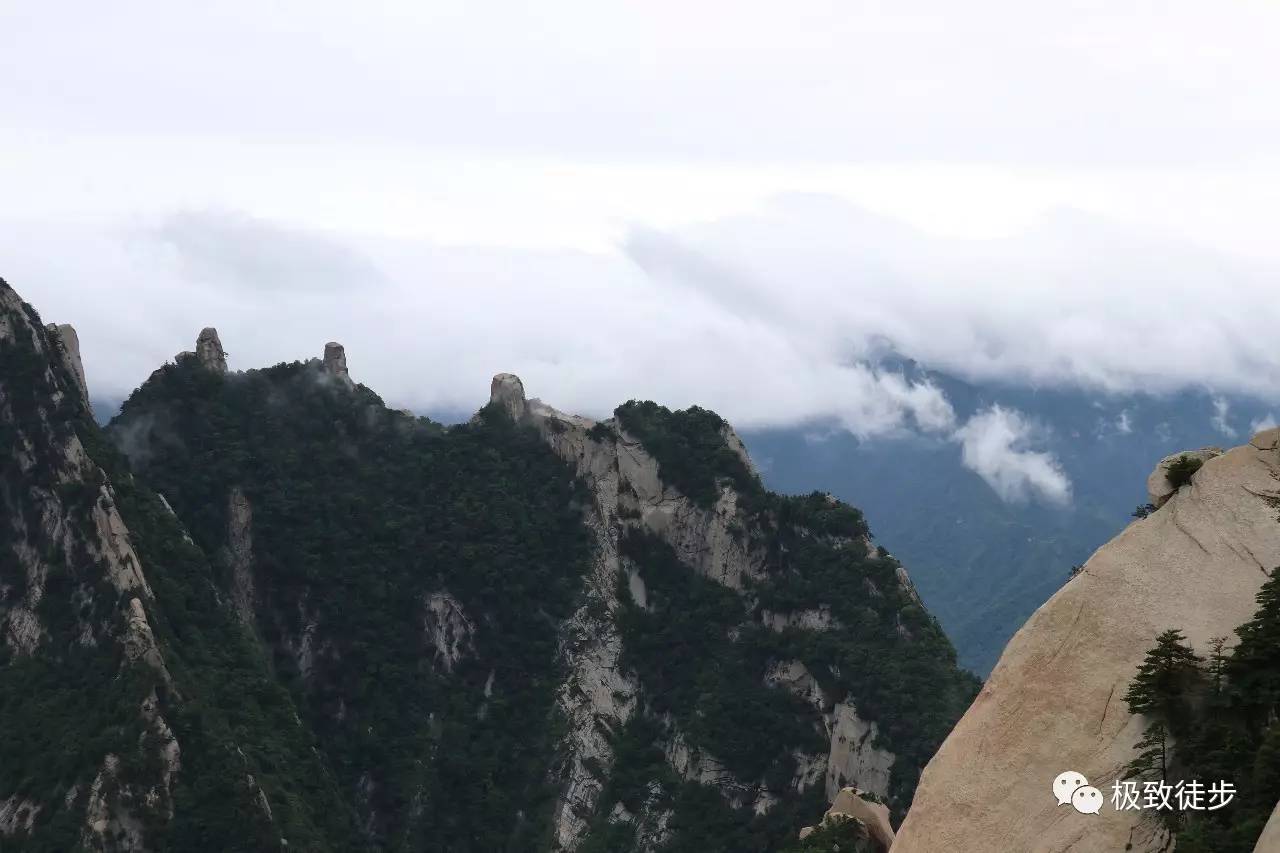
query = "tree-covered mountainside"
xmin=1 ymin=280 xmax=356 ymax=851
xmin=109 ymin=356 xmax=594 ymax=851
xmin=569 ymin=401 xmax=977 ymax=850
xmin=1 ymin=277 xmax=976 ymax=852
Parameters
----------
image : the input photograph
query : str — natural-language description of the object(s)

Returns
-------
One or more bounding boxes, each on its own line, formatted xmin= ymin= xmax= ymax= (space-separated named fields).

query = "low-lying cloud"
xmin=5 ymin=197 xmax=1278 ymax=506
xmin=953 ymin=407 xmax=1073 ymax=505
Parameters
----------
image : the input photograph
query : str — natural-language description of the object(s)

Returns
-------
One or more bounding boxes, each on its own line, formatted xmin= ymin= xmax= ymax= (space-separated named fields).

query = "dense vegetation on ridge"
xmin=1 ymin=291 xmax=357 ymax=851
xmin=110 ymin=357 xmax=595 ymax=850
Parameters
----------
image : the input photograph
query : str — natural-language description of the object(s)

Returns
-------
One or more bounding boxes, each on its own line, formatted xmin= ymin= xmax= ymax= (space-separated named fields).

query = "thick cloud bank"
xmin=5 ymin=199 xmax=1278 ymax=506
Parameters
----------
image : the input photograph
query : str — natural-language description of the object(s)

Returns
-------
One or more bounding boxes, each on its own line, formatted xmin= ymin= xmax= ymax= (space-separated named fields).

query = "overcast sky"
xmin=3 ymin=1 xmax=1279 ymax=503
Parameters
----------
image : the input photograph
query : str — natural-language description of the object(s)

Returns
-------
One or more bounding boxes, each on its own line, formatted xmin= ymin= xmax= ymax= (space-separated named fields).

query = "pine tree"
xmin=1127 ymin=720 xmax=1170 ymax=781
xmin=1226 ymin=569 xmax=1280 ymax=724
xmin=1206 ymin=635 xmax=1229 ymax=699
xmin=1124 ymin=628 xmax=1205 ymax=734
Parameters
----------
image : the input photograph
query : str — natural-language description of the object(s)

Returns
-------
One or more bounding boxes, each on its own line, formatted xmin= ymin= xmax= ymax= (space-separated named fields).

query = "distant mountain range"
xmin=742 ymin=364 xmax=1277 ymax=674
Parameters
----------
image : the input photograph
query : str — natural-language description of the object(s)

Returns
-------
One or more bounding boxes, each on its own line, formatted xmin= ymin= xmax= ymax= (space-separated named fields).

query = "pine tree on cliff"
xmin=1124 ymin=629 xmax=1204 ymax=791
xmin=1227 ymin=569 xmax=1280 ymax=724
xmin=1124 ymin=628 xmax=1204 ymax=733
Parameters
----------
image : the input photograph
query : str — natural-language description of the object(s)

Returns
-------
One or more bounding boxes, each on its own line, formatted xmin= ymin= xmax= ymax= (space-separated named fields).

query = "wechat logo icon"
xmin=1053 ymin=771 xmax=1103 ymax=814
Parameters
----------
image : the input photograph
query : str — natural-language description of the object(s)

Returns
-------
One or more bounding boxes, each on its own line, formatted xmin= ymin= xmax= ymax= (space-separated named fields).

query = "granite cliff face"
xmin=893 ymin=427 xmax=1280 ymax=853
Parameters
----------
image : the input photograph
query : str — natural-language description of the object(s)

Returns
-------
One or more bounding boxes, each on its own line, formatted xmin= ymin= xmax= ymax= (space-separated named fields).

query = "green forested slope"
xmin=109 ymin=357 xmax=594 ymax=851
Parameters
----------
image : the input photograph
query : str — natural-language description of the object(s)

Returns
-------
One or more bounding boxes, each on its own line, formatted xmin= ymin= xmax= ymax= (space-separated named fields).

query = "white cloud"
xmin=4 ymin=199 xmax=1280 ymax=439
xmin=953 ymin=407 xmax=1073 ymax=505
xmin=1116 ymin=410 xmax=1133 ymax=434
xmin=1211 ymin=396 xmax=1238 ymax=437
xmin=1251 ymin=414 xmax=1279 ymax=434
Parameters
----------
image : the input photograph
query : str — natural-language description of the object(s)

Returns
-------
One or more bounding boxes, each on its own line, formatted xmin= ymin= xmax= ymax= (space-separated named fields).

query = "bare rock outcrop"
xmin=798 ymin=787 xmax=895 ymax=851
xmin=196 ymin=327 xmax=228 ymax=373
xmin=424 ymin=592 xmax=475 ymax=674
xmin=0 ymin=796 xmax=41 ymax=837
xmin=490 ymin=373 xmax=528 ymax=421
xmin=46 ymin=323 xmax=91 ymax=413
xmin=323 ymin=342 xmax=352 ymax=385
xmin=825 ymin=703 xmax=894 ymax=802
xmin=892 ymin=427 xmax=1280 ymax=853
xmin=226 ymin=486 xmax=255 ymax=626
xmin=1146 ymin=446 xmax=1223 ymax=507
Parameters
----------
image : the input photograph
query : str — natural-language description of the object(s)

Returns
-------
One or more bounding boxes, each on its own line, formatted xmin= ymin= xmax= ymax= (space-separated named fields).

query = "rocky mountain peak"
xmin=490 ymin=372 xmax=527 ymax=420
xmin=322 ymin=342 xmax=351 ymax=384
xmin=45 ymin=322 xmax=91 ymax=413
xmin=195 ymin=327 xmax=227 ymax=373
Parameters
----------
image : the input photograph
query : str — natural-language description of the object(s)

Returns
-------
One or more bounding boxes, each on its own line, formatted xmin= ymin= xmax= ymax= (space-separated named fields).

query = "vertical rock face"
xmin=323 ymin=342 xmax=352 ymax=384
xmin=45 ymin=323 xmax=91 ymax=413
xmin=196 ymin=327 xmax=228 ymax=373
xmin=892 ymin=428 xmax=1280 ymax=853
xmin=825 ymin=703 xmax=894 ymax=802
xmin=490 ymin=373 xmax=528 ymax=421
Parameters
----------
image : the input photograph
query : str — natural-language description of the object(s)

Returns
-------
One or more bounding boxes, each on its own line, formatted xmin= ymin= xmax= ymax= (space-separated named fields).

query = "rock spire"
xmin=195 ymin=328 xmax=227 ymax=373
xmin=489 ymin=373 xmax=527 ymax=421
xmin=323 ymin=342 xmax=351 ymax=385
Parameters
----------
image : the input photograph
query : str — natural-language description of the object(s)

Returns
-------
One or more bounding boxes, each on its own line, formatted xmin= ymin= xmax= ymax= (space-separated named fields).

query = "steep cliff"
xmin=893 ymin=427 xmax=1280 ymax=853
xmin=0 ymin=278 xmax=357 ymax=851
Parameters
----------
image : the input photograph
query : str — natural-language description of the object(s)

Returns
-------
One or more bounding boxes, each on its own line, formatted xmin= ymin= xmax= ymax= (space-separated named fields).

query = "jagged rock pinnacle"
xmin=195 ymin=327 xmax=227 ymax=374
xmin=490 ymin=373 xmax=527 ymax=421
xmin=323 ymin=342 xmax=351 ymax=385
xmin=45 ymin=323 xmax=91 ymax=413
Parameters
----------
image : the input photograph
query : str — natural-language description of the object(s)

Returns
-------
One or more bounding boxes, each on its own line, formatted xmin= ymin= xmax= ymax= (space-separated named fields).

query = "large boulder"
xmin=798 ymin=787 xmax=894 ymax=851
xmin=1146 ymin=446 xmax=1223 ymax=508
xmin=893 ymin=427 xmax=1280 ymax=853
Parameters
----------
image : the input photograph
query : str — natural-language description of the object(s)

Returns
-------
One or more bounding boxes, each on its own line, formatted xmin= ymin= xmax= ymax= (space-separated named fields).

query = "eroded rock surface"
xmin=196 ymin=327 xmax=228 ymax=373
xmin=323 ymin=342 xmax=352 ymax=385
xmin=46 ymin=323 xmax=91 ymax=412
xmin=893 ymin=428 xmax=1280 ymax=853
